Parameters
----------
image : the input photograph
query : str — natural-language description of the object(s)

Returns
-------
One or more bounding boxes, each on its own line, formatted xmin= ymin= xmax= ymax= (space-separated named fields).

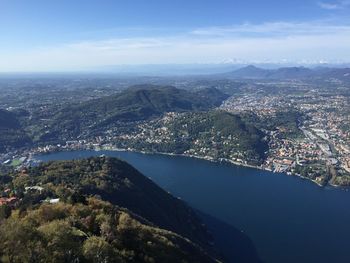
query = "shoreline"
xmin=128 ymin=149 xmax=325 ymax=187
xmin=34 ymin=146 xmax=327 ymax=188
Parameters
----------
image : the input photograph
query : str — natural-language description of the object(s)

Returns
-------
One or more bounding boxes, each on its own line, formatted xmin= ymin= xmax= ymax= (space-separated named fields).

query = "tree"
xmin=82 ymin=236 xmax=121 ymax=263
xmin=0 ymin=220 xmax=43 ymax=263
xmin=38 ymin=220 xmax=82 ymax=262
xmin=0 ymin=205 xmax=11 ymax=220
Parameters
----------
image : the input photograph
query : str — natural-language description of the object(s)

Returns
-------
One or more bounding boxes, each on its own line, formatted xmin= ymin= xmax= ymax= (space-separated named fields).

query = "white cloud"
xmin=191 ymin=21 xmax=350 ymax=36
xmin=318 ymin=2 xmax=342 ymax=9
xmin=1 ymin=20 xmax=350 ymax=71
xmin=318 ymin=1 xmax=350 ymax=10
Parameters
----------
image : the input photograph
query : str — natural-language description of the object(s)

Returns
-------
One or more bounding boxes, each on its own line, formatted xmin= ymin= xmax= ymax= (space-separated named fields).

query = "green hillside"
xmin=116 ymin=111 xmax=268 ymax=165
xmin=9 ymin=157 xmax=213 ymax=250
xmin=0 ymin=109 xmax=31 ymax=152
xmin=35 ymin=85 xmax=228 ymax=142
xmin=0 ymin=157 xmax=219 ymax=262
xmin=172 ymin=111 xmax=268 ymax=164
xmin=0 ymin=198 xmax=215 ymax=263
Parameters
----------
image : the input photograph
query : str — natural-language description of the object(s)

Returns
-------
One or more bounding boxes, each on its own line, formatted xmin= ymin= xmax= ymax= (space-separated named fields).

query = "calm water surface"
xmin=37 ymin=150 xmax=350 ymax=263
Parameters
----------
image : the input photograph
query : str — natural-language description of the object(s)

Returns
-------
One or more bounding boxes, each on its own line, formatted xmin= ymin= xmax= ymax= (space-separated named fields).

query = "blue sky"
xmin=1 ymin=0 xmax=350 ymax=71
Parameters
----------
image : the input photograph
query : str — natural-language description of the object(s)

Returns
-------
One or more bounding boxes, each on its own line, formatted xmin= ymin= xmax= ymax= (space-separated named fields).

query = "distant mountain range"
xmin=220 ymin=65 xmax=350 ymax=80
xmin=83 ymin=62 xmax=350 ymax=76
xmin=3 ymin=63 xmax=350 ymax=79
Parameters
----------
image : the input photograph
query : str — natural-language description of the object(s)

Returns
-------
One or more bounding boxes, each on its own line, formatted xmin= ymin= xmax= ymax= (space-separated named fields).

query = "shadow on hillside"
xmin=197 ymin=210 xmax=264 ymax=263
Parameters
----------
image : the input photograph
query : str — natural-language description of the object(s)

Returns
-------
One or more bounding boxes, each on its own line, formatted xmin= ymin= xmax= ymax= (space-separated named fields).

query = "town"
xmin=1 ymin=77 xmax=349 ymax=187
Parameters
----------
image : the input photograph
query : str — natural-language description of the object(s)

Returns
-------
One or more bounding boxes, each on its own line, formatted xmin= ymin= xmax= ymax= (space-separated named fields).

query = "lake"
xmin=37 ymin=150 xmax=350 ymax=263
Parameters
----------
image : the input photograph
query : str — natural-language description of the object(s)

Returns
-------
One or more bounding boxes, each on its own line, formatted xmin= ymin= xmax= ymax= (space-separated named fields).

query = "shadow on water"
xmin=197 ymin=210 xmax=264 ymax=263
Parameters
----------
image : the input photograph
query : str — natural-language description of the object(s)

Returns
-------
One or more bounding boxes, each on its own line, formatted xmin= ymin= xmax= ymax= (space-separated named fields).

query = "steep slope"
xmin=37 ymin=85 xmax=228 ymax=142
xmin=12 ymin=157 xmax=213 ymax=250
xmin=0 ymin=198 xmax=216 ymax=263
xmin=166 ymin=111 xmax=268 ymax=164
xmin=0 ymin=109 xmax=31 ymax=152
xmin=88 ymin=85 xmax=227 ymax=122
xmin=115 ymin=110 xmax=268 ymax=165
xmin=195 ymin=87 xmax=229 ymax=106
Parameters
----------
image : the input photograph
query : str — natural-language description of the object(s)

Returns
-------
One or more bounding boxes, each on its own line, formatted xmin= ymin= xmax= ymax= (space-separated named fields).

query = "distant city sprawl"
xmin=0 ymin=69 xmax=349 ymax=186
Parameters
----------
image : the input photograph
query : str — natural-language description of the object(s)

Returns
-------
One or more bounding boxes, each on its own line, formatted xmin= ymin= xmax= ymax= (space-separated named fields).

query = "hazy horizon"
xmin=1 ymin=0 xmax=350 ymax=72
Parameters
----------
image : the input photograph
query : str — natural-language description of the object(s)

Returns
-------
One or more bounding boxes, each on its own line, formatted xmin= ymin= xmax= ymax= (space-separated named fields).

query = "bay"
xmin=37 ymin=150 xmax=350 ymax=263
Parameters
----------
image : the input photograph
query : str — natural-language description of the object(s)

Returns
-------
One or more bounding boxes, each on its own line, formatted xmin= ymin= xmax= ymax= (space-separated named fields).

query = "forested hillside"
xmin=0 ymin=109 xmax=31 ymax=152
xmin=0 ymin=157 xmax=218 ymax=262
xmin=32 ymin=85 xmax=229 ymax=142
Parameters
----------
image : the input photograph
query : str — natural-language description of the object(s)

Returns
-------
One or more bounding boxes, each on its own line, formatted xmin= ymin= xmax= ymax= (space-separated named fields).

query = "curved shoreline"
xmin=126 ymin=150 xmax=325 ymax=187
xmin=33 ymin=146 xmax=329 ymax=188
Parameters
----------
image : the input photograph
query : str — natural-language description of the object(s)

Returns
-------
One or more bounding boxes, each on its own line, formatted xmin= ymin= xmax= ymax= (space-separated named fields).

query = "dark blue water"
xmin=37 ymin=150 xmax=350 ymax=263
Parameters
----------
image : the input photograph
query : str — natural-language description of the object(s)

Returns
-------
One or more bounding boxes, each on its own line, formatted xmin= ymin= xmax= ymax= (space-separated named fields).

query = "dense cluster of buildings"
xmin=221 ymin=83 xmax=350 ymax=185
xmin=1 ymin=80 xmax=349 ymax=186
